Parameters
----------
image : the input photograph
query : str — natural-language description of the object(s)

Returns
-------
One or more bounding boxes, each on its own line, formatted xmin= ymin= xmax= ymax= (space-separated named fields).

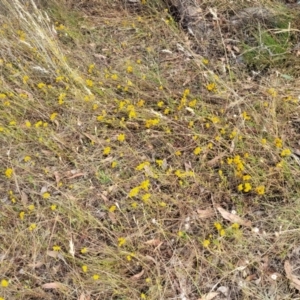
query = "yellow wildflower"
xmin=274 ymin=138 xmax=282 ymax=148
xmin=220 ymin=229 xmax=226 ymax=236
xmin=50 ymin=204 xmax=57 ymax=210
xmin=117 ymin=133 xmax=125 ymax=142
xmin=19 ymin=211 xmax=25 ymax=220
xmin=126 ymin=66 xmax=133 ymax=73
xmin=53 ymin=245 xmax=61 ymax=251
xmin=242 ymin=111 xmax=251 ymax=120
xmin=24 ymin=156 xmax=31 ymax=162
xmin=93 ymin=274 xmax=100 ymax=280
xmin=23 ymin=75 xmax=29 ymax=84
xmin=206 ymin=82 xmax=216 ymax=92
xmin=214 ymin=222 xmax=222 ymax=231
xmin=109 ymin=205 xmax=116 ymax=212
xmin=86 ymin=79 xmax=93 ymax=87
xmin=281 ymin=148 xmax=291 ymax=157
xmin=118 ymin=237 xmax=126 ymax=247
xmin=202 ymin=239 xmax=210 ymax=248
xmin=261 ymin=138 xmax=267 ymax=145
xmin=193 ymin=147 xmax=202 ymax=155
xmin=5 ymin=168 xmax=13 ymax=178
xmin=255 ymin=185 xmax=265 ymax=195
xmin=175 ymin=151 xmax=181 ymax=156
xmin=103 ymin=147 xmax=111 ymax=155
xmin=29 ymin=223 xmax=37 ymax=231
xmin=81 ymin=247 xmax=88 ymax=254
xmin=237 ymin=184 xmax=244 ymax=192
xmin=42 ymin=192 xmax=50 ymax=199
xmin=232 ymin=223 xmax=240 ymax=229
xmin=137 ymin=99 xmax=145 ymax=107
xmin=25 ymin=120 xmax=31 ymax=127
xmin=145 ymin=119 xmax=159 ymax=128
xmin=136 ymin=161 xmax=150 ymax=171
xmin=28 ymin=204 xmax=35 ymax=211
xmin=244 ymin=182 xmax=252 ymax=192
xmin=242 ymin=175 xmax=251 ymax=181
xmin=129 ymin=187 xmax=140 ymax=198
xmin=140 ymin=180 xmax=150 ymax=191
xmin=1 ymin=279 xmax=8 ymax=287
xmin=37 ymin=82 xmax=46 ymax=89
xmin=189 ymin=99 xmax=197 ymax=107
xmin=50 ymin=112 xmax=58 ymax=121
xmin=82 ymin=265 xmax=88 ymax=273
xmin=142 ymin=193 xmax=151 ymax=203
xmin=111 ymin=74 xmax=118 ymax=80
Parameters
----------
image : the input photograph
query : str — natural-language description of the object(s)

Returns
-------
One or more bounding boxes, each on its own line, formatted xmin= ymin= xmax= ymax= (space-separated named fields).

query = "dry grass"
xmin=1 ymin=0 xmax=300 ymax=299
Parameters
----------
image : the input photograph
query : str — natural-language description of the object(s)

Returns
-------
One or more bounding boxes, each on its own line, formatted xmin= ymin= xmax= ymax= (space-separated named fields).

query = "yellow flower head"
xmin=118 ymin=237 xmax=126 ymax=247
xmin=193 ymin=147 xmax=202 ymax=155
xmin=81 ymin=247 xmax=88 ymax=254
xmin=255 ymin=185 xmax=265 ymax=195
xmin=53 ymin=245 xmax=61 ymax=251
xmin=214 ymin=222 xmax=222 ymax=231
xmin=5 ymin=168 xmax=13 ymax=179
xmin=42 ymin=192 xmax=50 ymax=199
xmin=202 ymin=239 xmax=210 ymax=248
xmin=1 ymin=279 xmax=8 ymax=287
xmin=117 ymin=133 xmax=125 ymax=142
xmin=244 ymin=182 xmax=252 ymax=192
xmin=129 ymin=187 xmax=140 ymax=198
xmin=103 ymin=147 xmax=111 ymax=155
xmin=281 ymin=148 xmax=291 ymax=157
xmin=82 ymin=265 xmax=88 ymax=273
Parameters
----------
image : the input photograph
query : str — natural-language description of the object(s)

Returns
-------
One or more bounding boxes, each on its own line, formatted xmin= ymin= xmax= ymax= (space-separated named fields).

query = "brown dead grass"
xmin=0 ymin=0 xmax=300 ymax=299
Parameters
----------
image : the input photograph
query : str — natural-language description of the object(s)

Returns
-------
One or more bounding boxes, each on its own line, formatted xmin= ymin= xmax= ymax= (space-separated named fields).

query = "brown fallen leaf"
xmin=144 ymin=239 xmax=162 ymax=246
xmin=66 ymin=173 xmax=86 ymax=179
xmin=196 ymin=209 xmax=215 ymax=219
xmin=284 ymin=260 xmax=300 ymax=291
xmin=28 ymin=261 xmax=44 ymax=269
xmin=130 ymin=269 xmax=144 ymax=280
xmin=217 ymin=207 xmax=252 ymax=227
xmin=198 ymin=292 xmax=219 ymax=300
xmin=108 ymin=212 xmax=117 ymax=224
xmin=42 ymin=282 xmax=64 ymax=289
xmin=21 ymin=191 xmax=28 ymax=206
xmin=53 ymin=171 xmax=61 ymax=185
xmin=47 ymin=250 xmax=59 ymax=259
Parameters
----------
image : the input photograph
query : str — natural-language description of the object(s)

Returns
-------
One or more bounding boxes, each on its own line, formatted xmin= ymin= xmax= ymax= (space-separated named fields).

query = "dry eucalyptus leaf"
xmin=217 ymin=207 xmax=252 ymax=227
xmin=47 ymin=250 xmax=59 ymax=259
xmin=42 ymin=282 xmax=64 ymax=289
xmin=284 ymin=260 xmax=300 ymax=291
xmin=108 ymin=212 xmax=117 ymax=224
xmin=196 ymin=209 xmax=214 ymax=219
xmin=144 ymin=239 xmax=162 ymax=246
xmin=21 ymin=191 xmax=28 ymax=206
xmin=198 ymin=292 xmax=219 ymax=300
xmin=28 ymin=261 xmax=44 ymax=269
xmin=130 ymin=269 xmax=144 ymax=280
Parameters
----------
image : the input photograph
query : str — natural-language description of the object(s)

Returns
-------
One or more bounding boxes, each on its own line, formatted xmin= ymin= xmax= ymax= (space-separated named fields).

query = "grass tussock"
xmin=0 ymin=0 xmax=300 ymax=299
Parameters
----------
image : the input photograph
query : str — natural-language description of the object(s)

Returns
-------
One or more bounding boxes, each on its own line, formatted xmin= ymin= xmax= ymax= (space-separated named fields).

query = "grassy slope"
xmin=0 ymin=0 xmax=300 ymax=299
